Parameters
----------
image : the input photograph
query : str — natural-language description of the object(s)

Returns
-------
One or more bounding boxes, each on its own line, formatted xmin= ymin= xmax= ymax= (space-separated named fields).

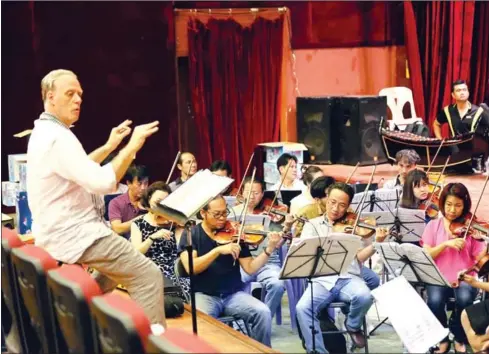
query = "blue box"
xmin=16 ymin=191 xmax=32 ymax=235
xmin=8 ymin=154 xmax=27 ymax=182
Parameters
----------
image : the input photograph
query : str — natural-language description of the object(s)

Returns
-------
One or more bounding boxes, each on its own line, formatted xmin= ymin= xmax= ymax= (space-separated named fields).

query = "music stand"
xmin=279 ymin=233 xmax=362 ymax=354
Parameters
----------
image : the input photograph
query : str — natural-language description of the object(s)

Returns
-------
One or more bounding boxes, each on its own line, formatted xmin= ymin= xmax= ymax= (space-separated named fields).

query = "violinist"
xmin=177 ymin=195 xmax=282 ymax=347
xmin=231 ymin=177 xmax=287 ymax=321
xmin=421 ymin=183 xmax=487 ymax=353
xmin=296 ymin=182 xmax=389 ymax=352
xmin=210 ymin=159 xmax=233 ymax=195
xmin=131 ymin=181 xmax=189 ymax=300
xmin=269 ymin=153 xmax=306 ymax=191
xmin=400 ymin=169 xmax=438 ymax=224
xmin=382 ymin=149 xmax=420 ymax=190
xmin=289 ymin=165 xmax=324 ymax=215
xmin=168 ymin=152 xmax=197 ymax=192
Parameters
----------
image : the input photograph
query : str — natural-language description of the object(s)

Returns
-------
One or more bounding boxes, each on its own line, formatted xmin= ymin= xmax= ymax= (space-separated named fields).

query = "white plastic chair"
xmin=379 ymin=87 xmax=423 ymax=130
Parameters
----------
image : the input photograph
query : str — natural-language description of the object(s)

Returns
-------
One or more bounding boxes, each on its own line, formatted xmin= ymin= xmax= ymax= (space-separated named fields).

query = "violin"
xmin=450 ymin=213 xmax=489 ymax=240
xmin=213 ymin=221 xmax=268 ymax=247
xmin=332 ymin=212 xmax=377 ymax=239
xmin=257 ymin=198 xmax=288 ymax=223
xmin=419 ymin=193 xmax=440 ymax=219
xmin=452 ymin=253 xmax=489 ymax=288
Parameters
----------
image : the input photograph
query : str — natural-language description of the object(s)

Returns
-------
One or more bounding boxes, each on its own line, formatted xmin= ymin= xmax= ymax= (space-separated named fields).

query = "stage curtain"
xmin=404 ymin=1 xmax=477 ymax=137
xmin=188 ymin=16 xmax=284 ymax=185
xmin=470 ymin=1 xmax=489 ymax=104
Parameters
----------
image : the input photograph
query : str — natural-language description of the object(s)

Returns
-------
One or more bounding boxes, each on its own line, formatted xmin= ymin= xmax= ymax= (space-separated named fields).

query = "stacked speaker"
xmin=297 ymin=96 xmax=388 ymax=166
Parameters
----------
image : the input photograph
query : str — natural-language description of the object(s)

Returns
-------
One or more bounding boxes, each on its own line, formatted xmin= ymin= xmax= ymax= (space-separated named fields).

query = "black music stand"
xmin=183 ymin=220 xmax=198 ymax=335
xmin=279 ymin=234 xmax=362 ymax=354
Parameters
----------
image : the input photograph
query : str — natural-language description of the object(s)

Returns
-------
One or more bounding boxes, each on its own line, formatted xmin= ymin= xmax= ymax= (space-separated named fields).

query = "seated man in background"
xmin=178 ymin=195 xmax=282 ymax=347
xmin=109 ymin=165 xmax=149 ymax=239
xmin=269 ymin=153 xmax=306 ymax=191
xmin=168 ymin=152 xmax=197 ymax=192
xmin=296 ymin=183 xmax=388 ymax=353
xmin=210 ymin=159 xmax=234 ymax=195
xmin=382 ymin=149 xmax=420 ymax=190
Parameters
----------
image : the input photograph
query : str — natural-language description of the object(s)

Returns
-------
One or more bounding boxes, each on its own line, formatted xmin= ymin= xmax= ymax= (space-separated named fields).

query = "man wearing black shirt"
xmin=178 ymin=195 xmax=282 ymax=347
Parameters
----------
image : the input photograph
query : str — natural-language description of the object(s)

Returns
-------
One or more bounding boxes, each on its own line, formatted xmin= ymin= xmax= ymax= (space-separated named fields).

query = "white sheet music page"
xmin=372 ymin=276 xmax=449 ymax=353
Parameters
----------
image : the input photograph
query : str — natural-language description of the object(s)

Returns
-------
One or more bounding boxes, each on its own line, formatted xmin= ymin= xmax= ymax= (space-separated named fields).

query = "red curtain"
xmin=188 ymin=16 xmax=284 ymax=185
xmin=404 ymin=0 xmax=489 ymax=137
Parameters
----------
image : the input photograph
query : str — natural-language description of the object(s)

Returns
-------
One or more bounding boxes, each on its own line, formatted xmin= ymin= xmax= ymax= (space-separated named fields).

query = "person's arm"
xmin=239 ymin=232 xmax=282 ymax=275
xmin=433 ymin=120 xmax=444 ymax=139
xmin=357 ymin=227 xmax=389 ymax=263
xmin=89 ymin=120 xmax=132 ymax=163
xmin=111 ymin=217 xmax=141 ymax=235
xmin=423 ymin=239 xmax=465 ymax=259
xmin=130 ymin=223 xmax=153 ymax=254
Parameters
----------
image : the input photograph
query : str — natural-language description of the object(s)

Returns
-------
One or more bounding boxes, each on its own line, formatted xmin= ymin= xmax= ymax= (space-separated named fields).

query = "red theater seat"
xmin=146 ymin=328 xmax=219 ymax=353
xmin=1 ymin=227 xmax=40 ymax=353
xmin=48 ymin=264 xmax=102 ymax=353
xmin=11 ymin=244 xmax=66 ymax=353
xmin=90 ymin=293 xmax=151 ymax=353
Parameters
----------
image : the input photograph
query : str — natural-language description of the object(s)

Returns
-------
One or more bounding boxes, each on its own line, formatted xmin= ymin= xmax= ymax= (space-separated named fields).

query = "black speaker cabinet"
xmin=331 ymin=96 xmax=387 ymax=165
xmin=296 ymin=97 xmax=334 ymax=164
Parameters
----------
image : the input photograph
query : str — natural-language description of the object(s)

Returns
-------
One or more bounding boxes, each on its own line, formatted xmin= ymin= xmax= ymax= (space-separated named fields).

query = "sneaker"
xmin=151 ymin=323 xmax=166 ymax=336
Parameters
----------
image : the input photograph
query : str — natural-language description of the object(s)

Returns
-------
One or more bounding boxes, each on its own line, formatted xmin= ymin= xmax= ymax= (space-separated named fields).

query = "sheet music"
xmin=371 ymin=276 xmax=449 ymax=353
xmin=223 ymin=195 xmax=237 ymax=208
xmin=374 ymin=188 xmax=401 ymax=211
xmin=375 ymin=242 xmax=450 ymax=286
xmin=280 ymin=233 xmax=362 ymax=280
xmin=160 ymin=169 xmax=234 ymax=217
xmin=395 ymin=208 xmax=426 ymax=242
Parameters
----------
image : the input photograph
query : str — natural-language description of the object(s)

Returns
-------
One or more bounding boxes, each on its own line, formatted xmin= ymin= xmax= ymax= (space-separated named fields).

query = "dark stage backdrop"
xmin=2 ymin=2 xmax=178 ymax=182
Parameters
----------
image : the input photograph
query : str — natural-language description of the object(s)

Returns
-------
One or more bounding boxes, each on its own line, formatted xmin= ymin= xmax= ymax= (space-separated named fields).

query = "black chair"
xmin=11 ymin=244 xmax=66 ymax=353
xmin=1 ymin=227 xmax=40 ymax=353
xmin=47 ymin=264 xmax=102 ymax=353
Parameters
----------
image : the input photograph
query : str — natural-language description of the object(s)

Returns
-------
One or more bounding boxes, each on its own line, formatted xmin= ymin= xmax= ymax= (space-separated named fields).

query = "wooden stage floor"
xmin=314 ymin=162 xmax=489 ymax=220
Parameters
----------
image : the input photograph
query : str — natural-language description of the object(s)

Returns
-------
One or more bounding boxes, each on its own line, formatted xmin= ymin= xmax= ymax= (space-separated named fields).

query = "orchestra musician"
xmin=131 ymin=181 xmax=190 ymax=300
xmin=461 ymin=280 xmax=489 ymax=352
xmin=231 ymin=177 xmax=286 ymax=321
xmin=27 ymin=69 xmax=166 ymax=332
xmin=296 ymin=182 xmax=389 ymax=352
xmin=433 ymin=80 xmax=489 ymax=174
xmin=289 ymin=165 xmax=324 ymax=215
xmin=178 ymin=195 xmax=282 ymax=346
xmin=168 ymin=152 xmax=197 ymax=192
xmin=108 ymin=164 xmax=149 ymax=239
xmin=421 ymin=183 xmax=487 ymax=353
xmin=269 ymin=153 xmax=306 ymax=191
xmin=400 ymin=169 xmax=438 ymax=225
xmin=383 ymin=149 xmax=420 ymax=190
xmin=210 ymin=159 xmax=234 ymax=195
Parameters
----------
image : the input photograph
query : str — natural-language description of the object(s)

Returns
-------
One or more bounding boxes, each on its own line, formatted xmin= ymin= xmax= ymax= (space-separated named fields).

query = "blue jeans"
xmin=241 ymin=263 xmax=285 ymax=318
xmin=426 ymin=283 xmax=478 ymax=344
xmin=296 ymin=277 xmax=373 ymax=354
xmin=195 ymin=291 xmax=272 ymax=346
xmin=361 ymin=266 xmax=380 ymax=290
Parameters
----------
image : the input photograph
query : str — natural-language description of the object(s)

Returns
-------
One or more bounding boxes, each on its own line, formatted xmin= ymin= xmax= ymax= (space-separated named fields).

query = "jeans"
xmin=296 ymin=277 xmax=373 ymax=353
xmin=426 ymin=283 xmax=478 ymax=344
xmin=195 ymin=291 xmax=272 ymax=346
xmin=241 ymin=263 xmax=285 ymax=318
xmin=361 ymin=266 xmax=380 ymax=290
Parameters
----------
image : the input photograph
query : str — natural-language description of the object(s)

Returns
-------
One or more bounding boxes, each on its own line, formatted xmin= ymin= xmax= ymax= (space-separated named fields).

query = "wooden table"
xmin=167 ymin=305 xmax=279 ymax=353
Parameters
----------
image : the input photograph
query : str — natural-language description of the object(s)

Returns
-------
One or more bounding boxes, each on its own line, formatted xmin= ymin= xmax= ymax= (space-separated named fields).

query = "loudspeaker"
xmin=330 ymin=96 xmax=388 ymax=166
xmin=296 ymin=97 xmax=334 ymax=164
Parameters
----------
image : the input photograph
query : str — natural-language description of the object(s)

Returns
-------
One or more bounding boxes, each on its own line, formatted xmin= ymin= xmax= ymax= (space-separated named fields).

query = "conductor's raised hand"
xmin=106 ymin=120 xmax=132 ymax=150
xmin=127 ymin=121 xmax=160 ymax=153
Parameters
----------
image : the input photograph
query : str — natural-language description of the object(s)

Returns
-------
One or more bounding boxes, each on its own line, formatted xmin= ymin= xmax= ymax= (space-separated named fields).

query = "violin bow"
xmin=266 ymin=160 xmax=292 ymax=217
xmin=426 ymin=139 xmax=445 ymax=174
xmin=234 ymin=152 xmax=255 ymax=200
xmin=352 ymin=157 xmax=378 ymax=235
xmin=345 ymin=162 xmax=360 ymax=184
xmin=463 ymin=173 xmax=489 ymax=240
xmin=425 ymin=155 xmax=450 ymax=207
xmin=166 ymin=151 xmax=181 ymax=184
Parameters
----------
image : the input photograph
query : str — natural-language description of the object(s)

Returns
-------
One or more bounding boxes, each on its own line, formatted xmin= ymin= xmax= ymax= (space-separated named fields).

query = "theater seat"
xmin=11 ymin=244 xmax=66 ymax=353
xmin=146 ymin=328 xmax=219 ymax=353
xmin=47 ymin=264 xmax=102 ymax=353
xmin=1 ymin=227 xmax=40 ymax=353
xmin=90 ymin=293 xmax=151 ymax=353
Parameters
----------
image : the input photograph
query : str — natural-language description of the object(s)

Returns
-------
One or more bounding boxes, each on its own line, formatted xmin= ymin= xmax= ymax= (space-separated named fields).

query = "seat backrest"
xmin=379 ymin=87 xmax=418 ymax=120
xmin=11 ymin=244 xmax=64 ymax=354
xmin=1 ymin=227 xmax=40 ymax=354
xmin=47 ymin=264 xmax=102 ymax=354
xmin=90 ymin=293 xmax=151 ymax=353
xmin=146 ymin=329 xmax=219 ymax=353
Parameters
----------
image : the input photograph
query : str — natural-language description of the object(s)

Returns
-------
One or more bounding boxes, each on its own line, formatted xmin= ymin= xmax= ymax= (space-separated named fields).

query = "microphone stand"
xmin=184 ymin=219 xmax=198 ymax=334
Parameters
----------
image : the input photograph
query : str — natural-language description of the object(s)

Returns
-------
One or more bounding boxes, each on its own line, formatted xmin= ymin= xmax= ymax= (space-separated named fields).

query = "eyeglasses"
xmin=326 ymin=199 xmax=348 ymax=211
xmin=207 ymin=210 xmax=229 ymax=219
